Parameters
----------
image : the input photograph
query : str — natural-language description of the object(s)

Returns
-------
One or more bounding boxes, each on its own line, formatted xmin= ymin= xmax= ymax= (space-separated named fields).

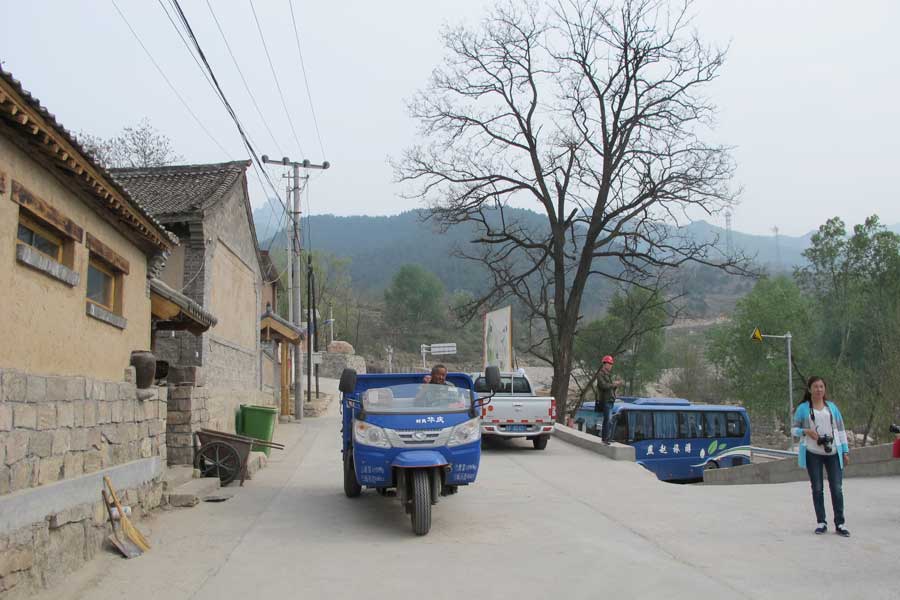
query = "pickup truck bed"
xmin=481 ymin=395 xmax=556 ymax=450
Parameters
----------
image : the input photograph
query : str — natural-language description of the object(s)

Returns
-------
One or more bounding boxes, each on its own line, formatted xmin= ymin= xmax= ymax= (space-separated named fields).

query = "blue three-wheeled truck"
xmin=338 ymin=367 xmax=500 ymax=535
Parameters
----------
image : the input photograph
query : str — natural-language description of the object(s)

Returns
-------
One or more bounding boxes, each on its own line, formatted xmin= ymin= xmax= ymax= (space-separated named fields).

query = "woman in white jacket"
xmin=791 ymin=376 xmax=851 ymax=537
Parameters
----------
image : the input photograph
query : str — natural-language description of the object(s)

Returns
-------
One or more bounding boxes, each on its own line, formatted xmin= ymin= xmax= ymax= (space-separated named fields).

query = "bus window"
xmin=611 ymin=414 xmax=627 ymax=443
xmin=726 ymin=412 xmax=745 ymax=437
xmin=705 ymin=412 xmax=726 ymax=438
xmin=679 ymin=412 xmax=703 ymax=438
xmin=627 ymin=411 xmax=653 ymax=442
xmin=653 ymin=411 xmax=678 ymax=439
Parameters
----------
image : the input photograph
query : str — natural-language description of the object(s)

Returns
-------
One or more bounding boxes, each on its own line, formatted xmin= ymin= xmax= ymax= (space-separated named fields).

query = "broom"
xmin=103 ymin=476 xmax=151 ymax=552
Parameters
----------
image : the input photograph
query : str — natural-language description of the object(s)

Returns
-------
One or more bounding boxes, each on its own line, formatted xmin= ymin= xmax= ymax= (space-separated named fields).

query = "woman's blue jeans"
xmin=805 ymin=450 xmax=845 ymax=526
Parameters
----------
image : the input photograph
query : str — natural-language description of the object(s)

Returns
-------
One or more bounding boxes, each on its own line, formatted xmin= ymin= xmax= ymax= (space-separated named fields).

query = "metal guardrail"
xmin=750 ymin=446 xmax=798 ymax=458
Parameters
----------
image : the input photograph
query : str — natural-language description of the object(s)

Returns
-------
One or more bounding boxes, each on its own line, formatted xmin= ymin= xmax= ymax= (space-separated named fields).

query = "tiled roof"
xmin=0 ymin=67 xmax=178 ymax=249
xmin=110 ymin=161 xmax=251 ymax=218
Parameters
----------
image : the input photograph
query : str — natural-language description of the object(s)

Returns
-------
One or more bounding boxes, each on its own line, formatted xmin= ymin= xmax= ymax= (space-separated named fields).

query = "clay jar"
xmin=130 ymin=350 xmax=156 ymax=390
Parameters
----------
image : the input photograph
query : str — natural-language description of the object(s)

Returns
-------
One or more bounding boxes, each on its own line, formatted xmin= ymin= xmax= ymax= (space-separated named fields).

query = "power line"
xmin=204 ymin=0 xmax=286 ymax=158
xmin=169 ymin=0 xmax=293 ymax=224
xmin=110 ymin=0 xmax=232 ymax=159
xmin=157 ymin=0 xmax=293 ymax=254
xmin=157 ymin=0 xmax=217 ymax=93
xmin=248 ymin=0 xmax=306 ymax=157
xmin=288 ymin=0 xmax=326 ymax=159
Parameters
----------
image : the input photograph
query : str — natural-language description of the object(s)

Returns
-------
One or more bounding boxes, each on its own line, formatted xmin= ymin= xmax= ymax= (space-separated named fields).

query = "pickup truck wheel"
xmin=533 ymin=435 xmax=549 ymax=450
xmin=343 ymin=452 xmax=361 ymax=498
xmin=410 ymin=470 xmax=432 ymax=536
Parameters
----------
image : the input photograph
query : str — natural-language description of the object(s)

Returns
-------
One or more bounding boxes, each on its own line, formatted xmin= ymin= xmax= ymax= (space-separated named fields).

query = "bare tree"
xmin=397 ymin=0 xmax=747 ymax=420
xmin=79 ymin=118 xmax=182 ymax=169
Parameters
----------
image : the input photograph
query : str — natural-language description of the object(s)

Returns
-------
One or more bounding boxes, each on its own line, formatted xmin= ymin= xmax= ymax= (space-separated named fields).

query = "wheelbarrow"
xmin=193 ymin=428 xmax=285 ymax=486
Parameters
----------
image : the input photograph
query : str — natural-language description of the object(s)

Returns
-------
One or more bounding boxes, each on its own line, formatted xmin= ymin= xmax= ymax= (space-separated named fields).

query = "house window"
xmin=17 ymin=212 xmax=63 ymax=262
xmin=87 ymin=257 xmax=117 ymax=311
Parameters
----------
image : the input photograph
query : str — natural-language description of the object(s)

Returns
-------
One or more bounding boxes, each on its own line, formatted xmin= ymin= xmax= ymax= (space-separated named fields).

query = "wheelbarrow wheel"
xmin=410 ymin=470 xmax=431 ymax=536
xmin=343 ymin=451 xmax=361 ymax=498
xmin=195 ymin=441 xmax=241 ymax=485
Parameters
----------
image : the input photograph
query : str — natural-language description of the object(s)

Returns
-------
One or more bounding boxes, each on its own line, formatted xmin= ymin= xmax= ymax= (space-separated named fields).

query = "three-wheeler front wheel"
xmin=344 ymin=451 xmax=361 ymax=498
xmin=410 ymin=470 xmax=432 ymax=535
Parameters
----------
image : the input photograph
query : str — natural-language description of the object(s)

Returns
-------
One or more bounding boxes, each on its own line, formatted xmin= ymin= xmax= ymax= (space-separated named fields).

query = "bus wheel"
xmin=533 ymin=435 xmax=549 ymax=450
xmin=410 ymin=470 xmax=432 ymax=536
xmin=343 ymin=452 xmax=361 ymax=498
xmin=704 ymin=460 xmax=719 ymax=471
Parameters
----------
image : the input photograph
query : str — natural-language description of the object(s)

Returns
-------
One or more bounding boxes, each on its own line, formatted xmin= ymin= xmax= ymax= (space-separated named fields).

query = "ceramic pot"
xmin=130 ymin=350 xmax=156 ymax=390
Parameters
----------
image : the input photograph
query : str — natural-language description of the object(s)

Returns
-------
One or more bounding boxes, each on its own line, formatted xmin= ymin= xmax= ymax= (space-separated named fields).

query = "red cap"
xmin=601 ymin=355 xmax=614 ymax=365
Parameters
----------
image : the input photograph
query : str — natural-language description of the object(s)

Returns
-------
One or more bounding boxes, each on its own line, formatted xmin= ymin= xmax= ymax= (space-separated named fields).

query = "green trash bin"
xmin=239 ymin=404 xmax=278 ymax=456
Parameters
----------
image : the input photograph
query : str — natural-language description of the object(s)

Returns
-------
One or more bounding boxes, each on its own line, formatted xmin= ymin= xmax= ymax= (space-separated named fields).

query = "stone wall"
xmin=166 ymin=374 xmax=276 ymax=466
xmin=0 ymin=470 xmax=163 ymax=597
xmin=0 ymin=367 xmax=167 ymax=495
xmin=0 ymin=367 xmax=167 ymax=596
xmin=318 ymin=353 xmax=367 ymax=379
xmin=165 ymin=384 xmax=208 ymax=466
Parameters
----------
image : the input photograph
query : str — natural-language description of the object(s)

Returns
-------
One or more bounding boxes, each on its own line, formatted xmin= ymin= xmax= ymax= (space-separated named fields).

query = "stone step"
xmin=167 ymin=477 xmax=220 ymax=507
xmin=163 ymin=465 xmax=195 ymax=491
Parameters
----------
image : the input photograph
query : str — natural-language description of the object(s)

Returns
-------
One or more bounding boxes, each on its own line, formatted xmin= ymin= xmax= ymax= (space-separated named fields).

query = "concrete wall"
xmin=0 ymin=135 xmax=152 ymax=382
xmin=703 ymin=443 xmax=900 ymax=485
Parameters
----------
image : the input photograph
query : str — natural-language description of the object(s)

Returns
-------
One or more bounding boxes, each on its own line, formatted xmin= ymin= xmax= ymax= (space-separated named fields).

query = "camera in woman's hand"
xmin=816 ymin=433 xmax=834 ymax=454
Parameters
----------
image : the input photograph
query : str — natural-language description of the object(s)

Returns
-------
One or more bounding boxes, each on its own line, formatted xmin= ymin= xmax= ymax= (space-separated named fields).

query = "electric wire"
xmin=288 ymin=0 xmax=326 ymax=159
xmin=169 ymin=0 xmax=293 ymax=226
xmin=159 ymin=0 xmax=294 ymax=263
xmin=248 ymin=0 xmax=306 ymax=157
xmin=205 ymin=0 xmax=286 ymax=158
xmin=110 ymin=0 xmax=232 ymax=159
xmin=157 ymin=0 xmax=218 ymax=94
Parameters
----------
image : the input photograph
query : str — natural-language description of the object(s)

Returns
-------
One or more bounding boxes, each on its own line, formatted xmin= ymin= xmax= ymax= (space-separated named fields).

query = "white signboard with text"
xmin=483 ymin=306 xmax=513 ymax=371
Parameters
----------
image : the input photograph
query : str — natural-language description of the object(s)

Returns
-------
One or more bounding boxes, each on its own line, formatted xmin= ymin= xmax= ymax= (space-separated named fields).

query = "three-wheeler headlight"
xmin=448 ymin=418 xmax=481 ymax=447
xmin=353 ymin=420 xmax=391 ymax=448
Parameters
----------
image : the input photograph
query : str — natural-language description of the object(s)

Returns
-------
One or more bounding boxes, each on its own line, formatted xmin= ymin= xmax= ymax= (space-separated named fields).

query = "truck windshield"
xmin=361 ymin=383 xmax=473 ymax=414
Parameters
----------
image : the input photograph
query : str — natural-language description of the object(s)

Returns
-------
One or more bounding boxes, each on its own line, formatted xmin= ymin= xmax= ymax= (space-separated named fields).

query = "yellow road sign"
xmin=750 ymin=327 xmax=763 ymax=343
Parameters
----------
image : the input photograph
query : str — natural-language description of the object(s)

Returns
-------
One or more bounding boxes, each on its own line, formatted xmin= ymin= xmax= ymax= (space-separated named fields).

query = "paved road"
xmin=36 ymin=400 xmax=899 ymax=600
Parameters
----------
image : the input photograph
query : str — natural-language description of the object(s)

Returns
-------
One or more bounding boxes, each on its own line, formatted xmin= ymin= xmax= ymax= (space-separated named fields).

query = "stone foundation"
xmin=0 ymin=476 xmax=163 ymax=597
xmin=0 ymin=368 xmax=167 ymax=496
xmin=0 ymin=367 xmax=167 ymax=596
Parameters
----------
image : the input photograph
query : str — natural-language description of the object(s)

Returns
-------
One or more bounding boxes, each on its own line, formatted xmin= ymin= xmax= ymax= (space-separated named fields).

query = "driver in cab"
xmin=416 ymin=364 xmax=461 ymax=408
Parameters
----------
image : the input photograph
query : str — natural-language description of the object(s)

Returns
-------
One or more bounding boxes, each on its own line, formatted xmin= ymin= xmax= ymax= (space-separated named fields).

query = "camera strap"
xmin=808 ymin=401 xmax=835 ymax=434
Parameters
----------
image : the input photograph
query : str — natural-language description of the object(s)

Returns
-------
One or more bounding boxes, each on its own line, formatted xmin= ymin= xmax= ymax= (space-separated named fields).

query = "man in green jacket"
xmin=595 ymin=355 xmax=623 ymax=442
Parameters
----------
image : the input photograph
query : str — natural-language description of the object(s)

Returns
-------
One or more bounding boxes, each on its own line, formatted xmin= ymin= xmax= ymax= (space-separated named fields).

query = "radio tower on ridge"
xmin=725 ymin=210 xmax=734 ymax=257
xmin=772 ymin=226 xmax=782 ymax=271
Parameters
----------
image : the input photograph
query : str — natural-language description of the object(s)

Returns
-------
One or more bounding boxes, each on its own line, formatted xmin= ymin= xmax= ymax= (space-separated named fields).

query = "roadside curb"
xmin=553 ymin=424 xmax=636 ymax=461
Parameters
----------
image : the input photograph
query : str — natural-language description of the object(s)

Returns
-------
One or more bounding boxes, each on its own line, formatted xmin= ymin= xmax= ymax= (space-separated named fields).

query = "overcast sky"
xmin=2 ymin=0 xmax=898 ymax=236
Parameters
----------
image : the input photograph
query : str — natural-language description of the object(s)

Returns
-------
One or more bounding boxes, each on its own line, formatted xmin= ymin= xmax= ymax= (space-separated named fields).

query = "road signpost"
xmin=750 ymin=327 xmax=794 ymax=451
xmin=420 ymin=343 xmax=457 ymax=368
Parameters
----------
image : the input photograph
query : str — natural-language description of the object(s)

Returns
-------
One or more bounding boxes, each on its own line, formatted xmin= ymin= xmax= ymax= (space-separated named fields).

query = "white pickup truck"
xmin=471 ymin=370 xmax=556 ymax=450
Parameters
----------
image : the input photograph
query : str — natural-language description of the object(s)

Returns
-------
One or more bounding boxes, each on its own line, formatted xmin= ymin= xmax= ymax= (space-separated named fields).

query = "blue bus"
xmin=575 ymin=398 xmax=751 ymax=482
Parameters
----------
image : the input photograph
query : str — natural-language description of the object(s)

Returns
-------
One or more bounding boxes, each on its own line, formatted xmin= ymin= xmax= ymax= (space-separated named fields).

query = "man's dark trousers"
xmin=597 ymin=401 xmax=613 ymax=441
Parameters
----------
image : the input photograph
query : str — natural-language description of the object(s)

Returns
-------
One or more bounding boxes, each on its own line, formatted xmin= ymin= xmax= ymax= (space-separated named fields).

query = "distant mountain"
xmin=253 ymin=203 xmax=900 ymax=313
xmin=255 ymin=206 xmax=549 ymax=294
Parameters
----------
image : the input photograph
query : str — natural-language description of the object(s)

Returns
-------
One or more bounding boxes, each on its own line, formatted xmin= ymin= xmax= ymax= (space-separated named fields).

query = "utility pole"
xmin=262 ymin=155 xmax=330 ymax=421
xmin=285 ymin=184 xmax=292 ymax=323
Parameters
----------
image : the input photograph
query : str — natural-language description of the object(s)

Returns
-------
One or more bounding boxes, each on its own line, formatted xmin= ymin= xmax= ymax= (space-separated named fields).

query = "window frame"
xmin=726 ymin=412 xmax=746 ymax=438
xmin=86 ymin=256 xmax=117 ymax=313
xmin=17 ymin=212 xmax=63 ymax=263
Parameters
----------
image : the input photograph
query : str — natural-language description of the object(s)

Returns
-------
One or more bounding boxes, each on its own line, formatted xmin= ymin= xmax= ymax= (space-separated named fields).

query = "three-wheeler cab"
xmin=338 ymin=367 xmax=500 ymax=535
